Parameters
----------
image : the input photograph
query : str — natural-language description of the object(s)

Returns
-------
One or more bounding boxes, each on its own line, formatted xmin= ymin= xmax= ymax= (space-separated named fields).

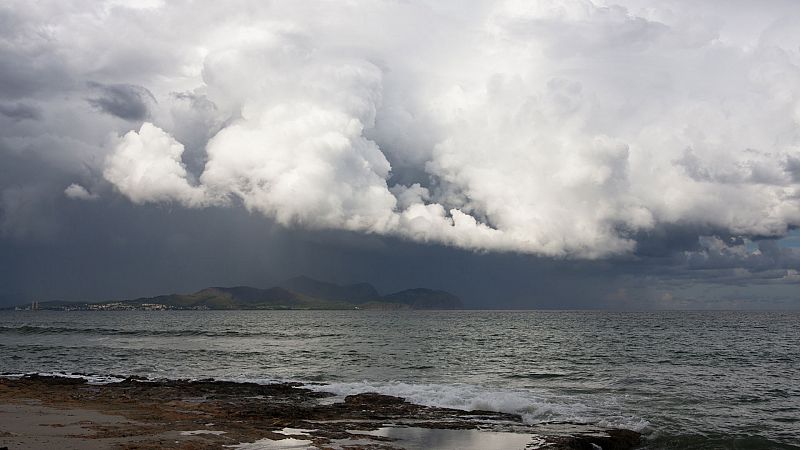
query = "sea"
xmin=1 ymin=310 xmax=798 ymax=449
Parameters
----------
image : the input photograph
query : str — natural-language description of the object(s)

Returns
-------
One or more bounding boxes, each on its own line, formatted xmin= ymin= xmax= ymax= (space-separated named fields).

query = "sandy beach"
xmin=0 ymin=374 xmax=641 ymax=450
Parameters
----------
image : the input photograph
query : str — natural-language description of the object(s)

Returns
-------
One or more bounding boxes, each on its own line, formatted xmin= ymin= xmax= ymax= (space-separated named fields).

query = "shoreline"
xmin=0 ymin=374 xmax=641 ymax=449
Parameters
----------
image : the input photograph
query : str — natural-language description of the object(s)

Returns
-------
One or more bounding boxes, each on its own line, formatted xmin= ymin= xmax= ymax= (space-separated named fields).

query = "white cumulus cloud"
xmin=14 ymin=0 xmax=796 ymax=257
xmin=104 ymin=123 xmax=206 ymax=206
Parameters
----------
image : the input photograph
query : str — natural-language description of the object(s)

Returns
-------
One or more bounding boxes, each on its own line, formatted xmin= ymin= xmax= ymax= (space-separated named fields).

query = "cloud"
xmin=64 ymin=183 xmax=98 ymax=201
xmin=0 ymin=185 xmax=59 ymax=240
xmin=87 ymin=82 xmax=155 ymax=121
xmin=3 ymin=0 xmax=800 ymax=259
xmin=198 ymin=38 xmax=398 ymax=232
xmin=0 ymin=102 xmax=41 ymax=121
xmin=685 ymin=235 xmax=800 ymax=275
xmin=104 ymin=123 xmax=206 ymax=206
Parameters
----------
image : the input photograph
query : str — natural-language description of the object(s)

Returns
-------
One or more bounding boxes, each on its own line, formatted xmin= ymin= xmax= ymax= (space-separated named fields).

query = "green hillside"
xmin=19 ymin=277 xmax=464 ymax=311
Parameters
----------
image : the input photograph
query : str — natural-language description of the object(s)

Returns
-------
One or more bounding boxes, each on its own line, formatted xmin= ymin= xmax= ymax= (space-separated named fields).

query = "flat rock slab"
xmin=0 ymin=375 xmax=641 ymax=449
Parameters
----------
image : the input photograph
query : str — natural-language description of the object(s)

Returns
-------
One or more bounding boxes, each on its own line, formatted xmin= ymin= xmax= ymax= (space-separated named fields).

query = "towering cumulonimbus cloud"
xmin=40 ymin=0 xmax=800 ymax=257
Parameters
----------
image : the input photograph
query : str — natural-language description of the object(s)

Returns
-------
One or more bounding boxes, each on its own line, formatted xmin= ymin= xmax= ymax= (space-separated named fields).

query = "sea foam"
xmin=307 ymin=380 xmax=650 ymax=433
xmin=2 ymin=372 xmax=127 ymax=385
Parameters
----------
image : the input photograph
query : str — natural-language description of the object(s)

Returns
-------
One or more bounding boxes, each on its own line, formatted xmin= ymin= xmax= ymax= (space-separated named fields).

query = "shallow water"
xmin=1 ymin=310 xmax=798 ymax=448
xmin=233 ymin=427 xmax=541 ymax=450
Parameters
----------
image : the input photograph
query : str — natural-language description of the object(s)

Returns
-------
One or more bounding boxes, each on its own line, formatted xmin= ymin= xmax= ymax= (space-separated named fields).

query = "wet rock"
xmin=0 ymin=375 xmax=641 ymax=450
xmin=548 ymin=429 xmax=642 ymax=449
xmin=344 ymin=392 xmax=408 ymax=406
xmin=23 ymin=374 xmax=86 ymax=385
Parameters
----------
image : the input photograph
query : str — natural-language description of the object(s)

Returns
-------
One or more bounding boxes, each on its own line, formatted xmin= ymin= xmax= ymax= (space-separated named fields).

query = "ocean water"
xmin=1 ymin=310 xmax=798 ymax=449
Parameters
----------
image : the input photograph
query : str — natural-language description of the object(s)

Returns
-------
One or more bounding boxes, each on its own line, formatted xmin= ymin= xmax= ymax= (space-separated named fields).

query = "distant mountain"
xmin=279 ymin=276 xmax=380 ymax=303
xmin=274 ymin=277 xmax=464 ymax=309
xmin=15 ymin=277 xmax=463 ymax=311
xmin=129 ymin=286 xmax=351 ymax=310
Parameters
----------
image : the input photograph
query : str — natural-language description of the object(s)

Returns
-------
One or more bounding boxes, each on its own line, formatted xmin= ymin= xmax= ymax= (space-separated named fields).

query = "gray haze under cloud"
xmin=1 ymin=0 xmax=800 ymax=309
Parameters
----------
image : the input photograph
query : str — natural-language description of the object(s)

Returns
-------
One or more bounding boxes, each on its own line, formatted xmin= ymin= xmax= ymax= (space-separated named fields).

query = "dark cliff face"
xmin=381 ymin=288 xmax=464 ymax=310
xmin=279 ymin=276 xmax=380 ymax=303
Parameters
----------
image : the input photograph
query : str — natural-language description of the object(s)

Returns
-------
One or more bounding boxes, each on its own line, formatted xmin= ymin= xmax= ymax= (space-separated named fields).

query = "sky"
xmin=1 ymin=0 xmax=800 ymax=309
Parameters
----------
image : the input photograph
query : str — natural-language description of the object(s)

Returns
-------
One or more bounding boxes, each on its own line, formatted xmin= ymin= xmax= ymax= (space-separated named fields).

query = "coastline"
xmin=0 ymin=374 xmax=641 ymax=450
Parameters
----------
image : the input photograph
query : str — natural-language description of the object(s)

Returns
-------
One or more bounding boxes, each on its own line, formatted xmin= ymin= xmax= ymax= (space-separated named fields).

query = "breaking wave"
xmin=307 ymin=380 xmax=651 ymax=433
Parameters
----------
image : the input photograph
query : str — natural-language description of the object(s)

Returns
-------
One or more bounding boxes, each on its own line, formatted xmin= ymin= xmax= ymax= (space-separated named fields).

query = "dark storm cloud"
xmin=0 ymin=195 xmax=797 ymax=309
xmin=0 ymin=102 xmax=42 ymax=121
xmin=685 ymin=236 xmax=800 ymax=274
xmin=86 ymin=82 xmax=156 ymax=121
xmin=0 ymin=5 xmax=75 ymax=100
xmin=631 ymin=224 xmax=711 ymax=258
xmin=0 ymin=46 xmax=72 ymax=100
xmin=166 ymin=91 xmax=226 ymax=176
xmin=785 ymin=157 xmax=800 ymax=183
xmin=0 ymin=198 xmax=646 ymax=309
xmin=1 ymin=1 xmax=800 ymax=310
xmin=0 ymin=150 xmax=91 ymax=240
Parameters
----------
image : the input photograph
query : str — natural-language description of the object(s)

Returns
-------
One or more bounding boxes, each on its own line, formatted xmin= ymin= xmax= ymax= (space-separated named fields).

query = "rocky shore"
xmin=0 ymin=374 xmax=641 ymax=449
